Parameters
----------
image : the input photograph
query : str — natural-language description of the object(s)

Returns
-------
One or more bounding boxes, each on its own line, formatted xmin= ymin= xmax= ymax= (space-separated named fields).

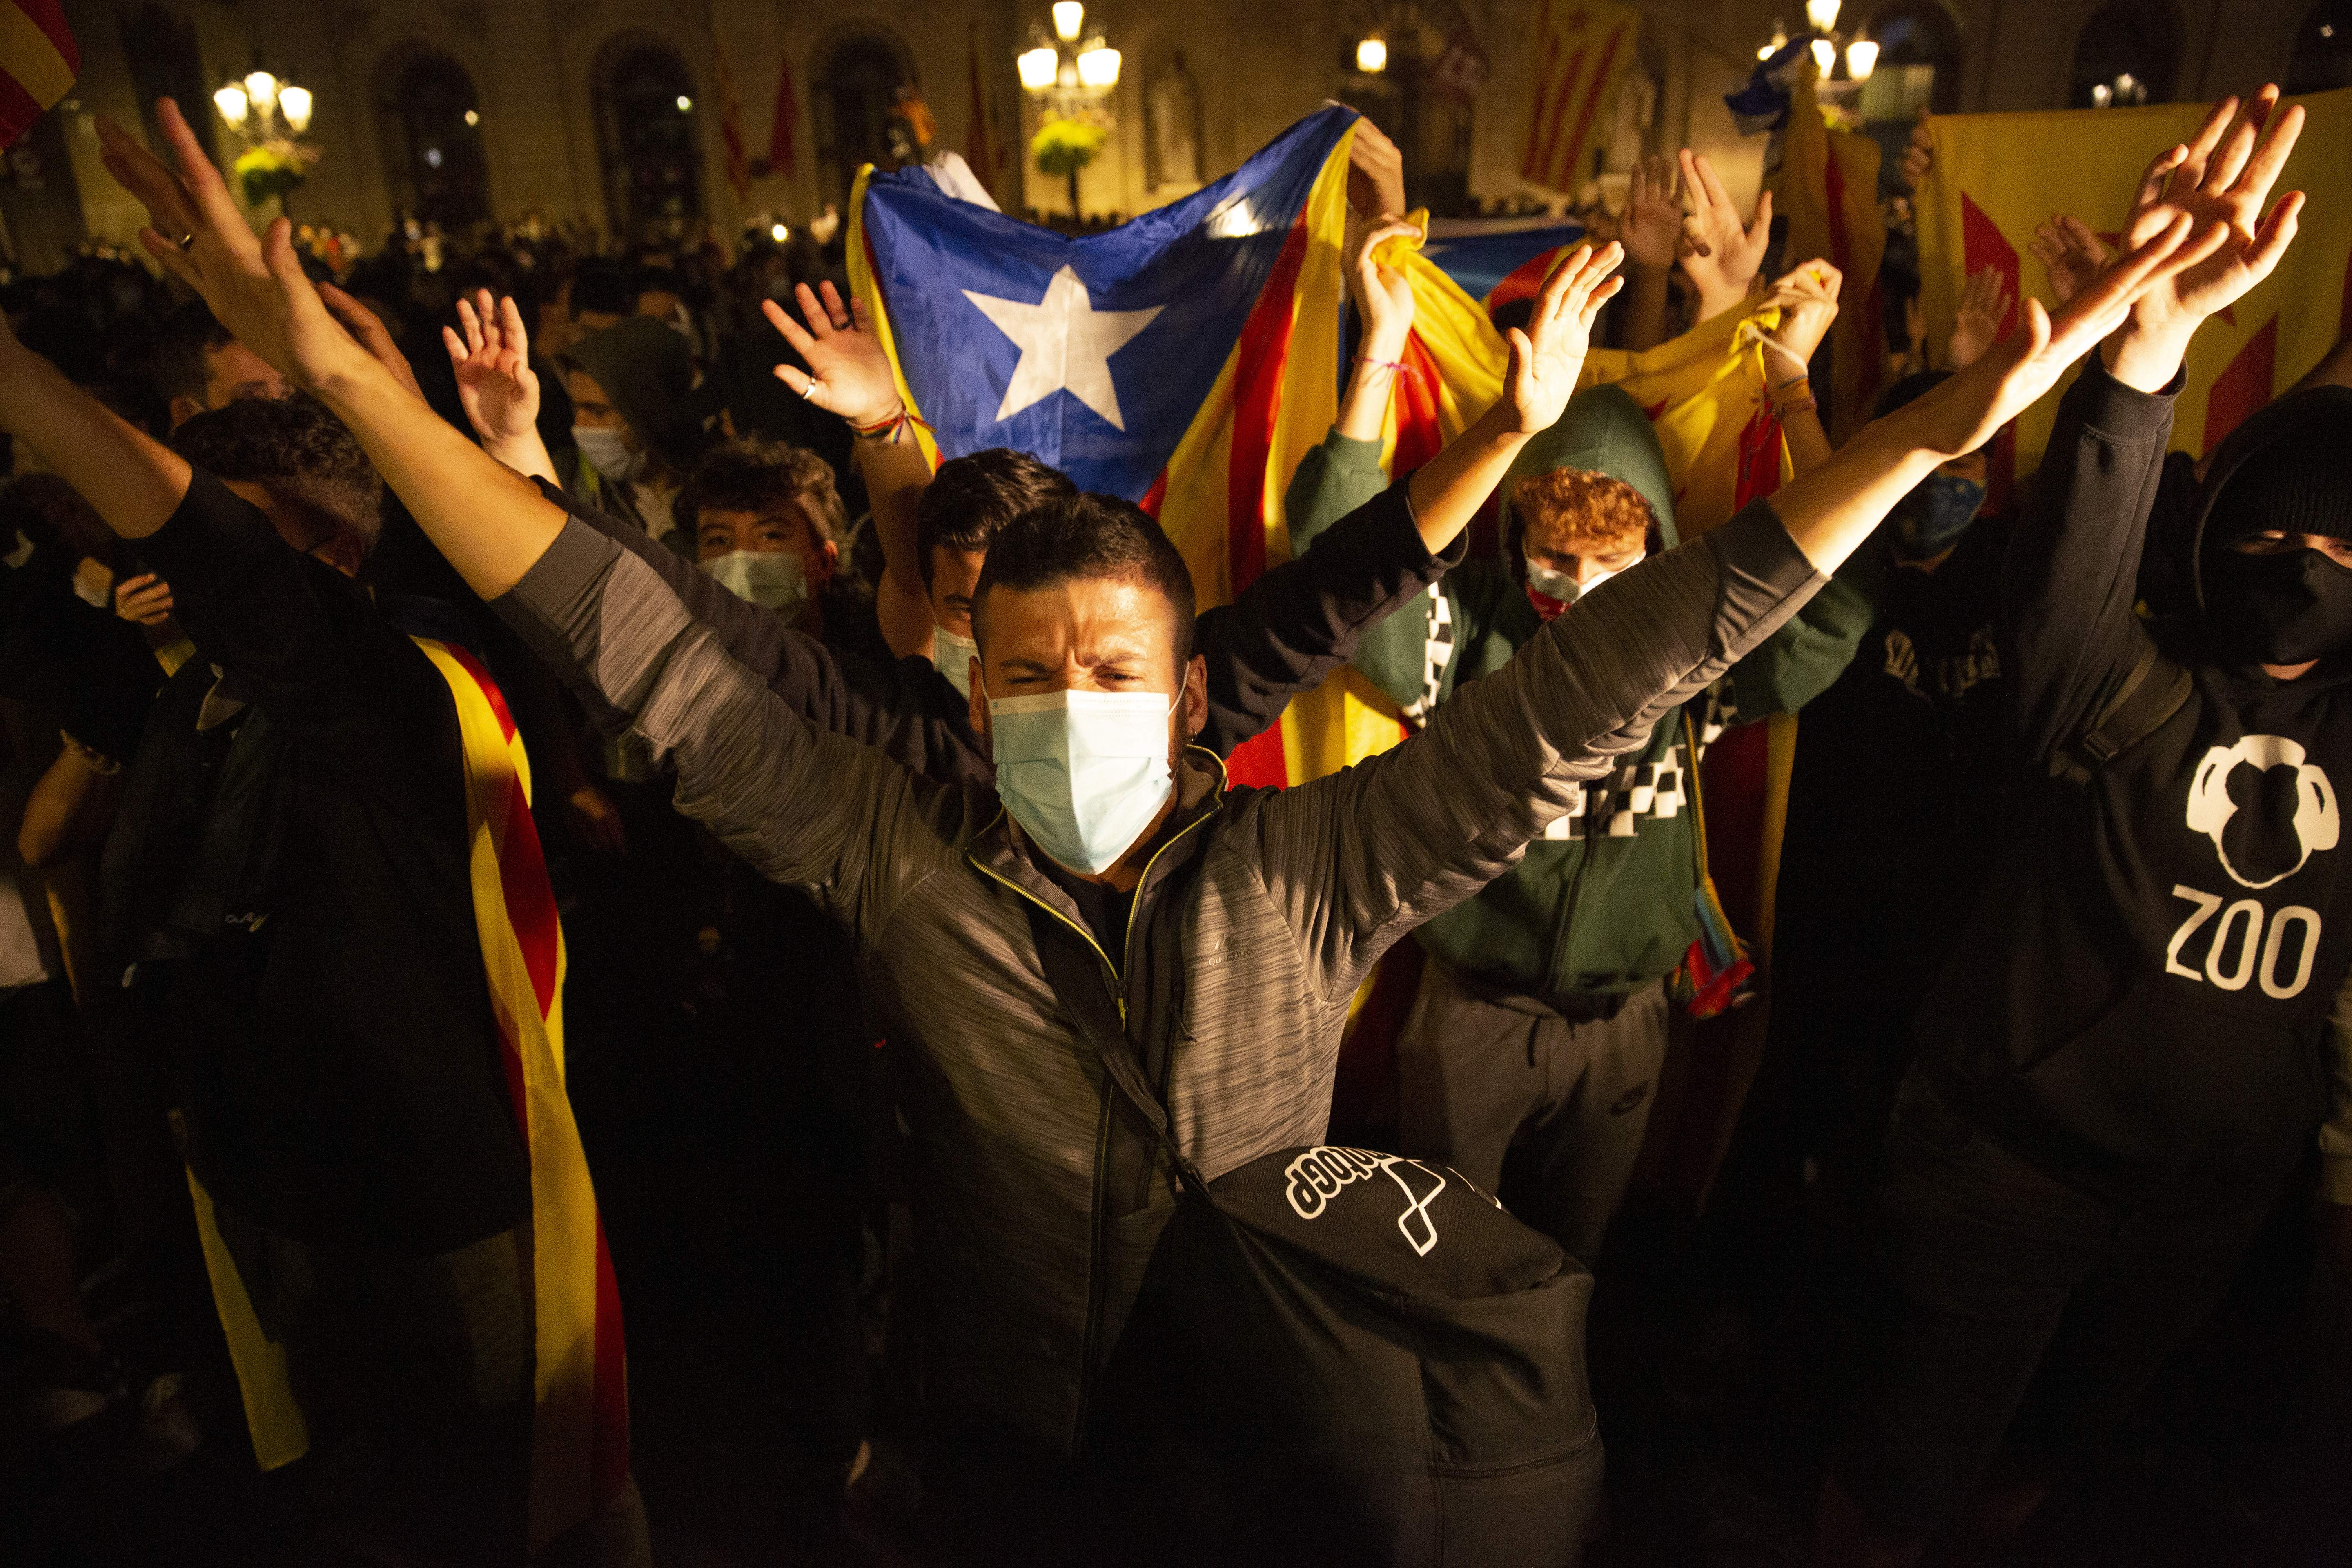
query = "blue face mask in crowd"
xmin=1888 ymin=472 xmax=1988 ymax=563
xmin=572 ymin=424 xmax=647 ymax=485
xmin=988 ymin=687 xmax=1179 ymax=875
xmin=699 ymin=549 xmax=809 ymax=615
xmin=933 ymin=624 xmax=980 ymax=700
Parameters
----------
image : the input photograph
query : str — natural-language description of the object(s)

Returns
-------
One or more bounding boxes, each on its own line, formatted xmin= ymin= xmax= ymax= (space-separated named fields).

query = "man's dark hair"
xmin=973 ymin=494 xmax=1197 ymax=668
xmin=169 ymin=394 xmax=384 ymax=554
xmin=914 ymin=448 xmax=1078 ymax=587
xmin=675 ymin=437 xmax=846 ymax=545
xmin=152 ymin=301 xmax=237 ymax=406
xmin=569 ymin=258 xmax=636 ymax=321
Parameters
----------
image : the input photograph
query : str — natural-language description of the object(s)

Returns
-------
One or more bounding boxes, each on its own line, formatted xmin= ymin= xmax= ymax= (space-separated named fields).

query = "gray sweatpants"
xmin=1393 ymin=962 xmax=1669 ymax=1266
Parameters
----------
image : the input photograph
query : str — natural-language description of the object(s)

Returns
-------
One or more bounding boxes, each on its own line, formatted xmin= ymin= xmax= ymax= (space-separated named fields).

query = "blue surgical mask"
xmin=1888 ymin=473 xmax=1988 ymax=562
xmin=699 ymin=549 xmax=808 ymax=615
xmin=572 ymin=424 xmax=647 ymax=485
xmin=933 ymin=624 xmax=980 ymax=700
xmin=988 ymin=688 xmax=1178 ymax=875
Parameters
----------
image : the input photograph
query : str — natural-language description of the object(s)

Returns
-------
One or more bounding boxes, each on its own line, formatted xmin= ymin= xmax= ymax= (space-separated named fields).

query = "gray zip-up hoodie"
xmin=492 ymin=479 xmax=1826 ymax=1454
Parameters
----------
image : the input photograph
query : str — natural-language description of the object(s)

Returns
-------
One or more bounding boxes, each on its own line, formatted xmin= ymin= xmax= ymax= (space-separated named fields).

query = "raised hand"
xmin=1348 ymin=214 xmax=1422 ymax=361
xmin=318 ymin=283 xmax=423 ymax=403
xmin=1897 ymin=108 xmax=1934 ymax=191
xmin=1900 ymin=212 xmax=2214 ymax=458
xmin=1501 ymin=242 xmax=1626 ymax=435
xmin=443 ymin=290 xmax=541 ymax=448
xmin=1346 ymin=118 xmax=1408 ymax=220
xmin=1946 ymin=265 xmax=2013 ymax=370
xmin=1678 ymin=149 xmax=1773 ymax=321
xmin=1621 ymin=154 xmax=1683 ymax=272
xmin=762 ymin=281 xmax=902 ymax=428
xmin=1764 ymin=260 xmax=1843 ymax=367
xmin=2120 ymin=87 xmax=2305 ymax=346
xmin=2027 ymin=216 xmax=2111 ymax=307
xmin=96 ymin=100 xmax=368 ymax=393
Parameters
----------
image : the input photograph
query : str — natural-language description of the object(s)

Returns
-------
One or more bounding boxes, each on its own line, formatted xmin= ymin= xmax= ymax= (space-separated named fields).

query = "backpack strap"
xmin=2049 ymin=644 xmax=2193 ymax=785
xmin=1026 ymin=902 xmax=1209 ymax=1194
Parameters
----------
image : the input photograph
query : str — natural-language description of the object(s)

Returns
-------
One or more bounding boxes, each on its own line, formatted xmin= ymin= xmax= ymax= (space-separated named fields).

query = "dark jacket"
xmin=493 ymin=473 xmax=1830 ymax=1454
xmin=107 ymin=472 xmax=528 ymax=1253
xmin=1918 ymin=363 xmax=2352 ymax=1200
xmin=1286 ymin=390 xmax=1870 ymax=1006
xmin=536 ymin=462 xmax=1470 ymax=788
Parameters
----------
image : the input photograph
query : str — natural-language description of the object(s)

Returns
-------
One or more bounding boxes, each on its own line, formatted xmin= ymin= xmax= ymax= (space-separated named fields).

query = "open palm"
xmin=443 ymin=290 xmax=540 ymax=447
xmin=1503 ymin=243 xmax=1625 ymax=435
xmin=2121 ymin=87 xmax=2305 ymax=341
xmin=762 ymin=281 xmax=901 ymax=426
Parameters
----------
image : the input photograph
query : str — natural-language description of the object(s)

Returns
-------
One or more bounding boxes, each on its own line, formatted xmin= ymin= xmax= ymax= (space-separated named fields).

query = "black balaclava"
xmin=2201 ymin=438 xmax=2352 ymax=666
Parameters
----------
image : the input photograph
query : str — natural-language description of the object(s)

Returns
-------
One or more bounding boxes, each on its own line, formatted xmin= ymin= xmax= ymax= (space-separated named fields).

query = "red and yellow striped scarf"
xmin=187 ymin=636 xmax=627 ymax=1550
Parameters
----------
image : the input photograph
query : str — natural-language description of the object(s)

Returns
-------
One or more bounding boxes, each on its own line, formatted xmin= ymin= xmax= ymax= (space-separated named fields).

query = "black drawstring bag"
xmin=1033 ymin=891 xmax=1604 ymax=1567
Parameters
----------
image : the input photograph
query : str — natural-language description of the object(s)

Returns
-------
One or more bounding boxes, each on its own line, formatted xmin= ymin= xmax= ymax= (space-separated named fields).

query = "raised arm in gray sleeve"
xmin=1250 ymin=497 xmax=1826 ymax=1002
xmin=491 ymin=516 xmax=956 ymax=934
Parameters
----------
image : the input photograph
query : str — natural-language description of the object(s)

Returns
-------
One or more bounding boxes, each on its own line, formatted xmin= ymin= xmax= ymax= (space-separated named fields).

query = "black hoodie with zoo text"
xmin=1915 ymin=361 xmax=2352 ymax=1203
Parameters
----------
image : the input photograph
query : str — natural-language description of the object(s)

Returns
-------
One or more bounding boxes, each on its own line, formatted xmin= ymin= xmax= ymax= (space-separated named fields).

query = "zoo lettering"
xmin=2165 ymin=884 xmax=2323 ymax=998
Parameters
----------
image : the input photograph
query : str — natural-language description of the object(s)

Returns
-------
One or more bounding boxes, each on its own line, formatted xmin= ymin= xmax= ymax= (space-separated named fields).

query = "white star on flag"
xmin=962 ymin=265 xmax=1164 ymax=431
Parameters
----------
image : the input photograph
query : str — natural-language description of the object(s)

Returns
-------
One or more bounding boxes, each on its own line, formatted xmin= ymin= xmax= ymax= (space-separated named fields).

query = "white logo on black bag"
xmin=1283 ymin=1146 xmax=1450 ymax=1257
xmin=2186 ymin=735 xmax=2339 ymax=889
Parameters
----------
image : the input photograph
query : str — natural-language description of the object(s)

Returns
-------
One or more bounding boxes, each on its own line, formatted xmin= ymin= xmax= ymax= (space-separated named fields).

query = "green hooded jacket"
xmin=1285 ymin=386 xmax=1870 ymax=1004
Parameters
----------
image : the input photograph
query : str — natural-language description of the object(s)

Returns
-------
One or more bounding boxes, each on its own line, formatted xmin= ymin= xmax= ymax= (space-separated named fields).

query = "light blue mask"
xmin=699 ymin=549 xmax=809 ymax=615
xmin=933 ymin=624 xmax=980 ymax=700
xmin=989 ymin=689 xmax=1178 ymax=875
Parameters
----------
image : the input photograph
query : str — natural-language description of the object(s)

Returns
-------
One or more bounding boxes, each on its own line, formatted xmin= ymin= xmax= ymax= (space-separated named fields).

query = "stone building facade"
xmin=3 ymin=0 xmax=2342 ymax=274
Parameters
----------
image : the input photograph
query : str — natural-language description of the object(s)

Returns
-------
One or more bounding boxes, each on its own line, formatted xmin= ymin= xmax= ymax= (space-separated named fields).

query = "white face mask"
xmin=573 ymin=424 xmax=646 ymax=485
xmin=933 ymin=624 xmax=980 ymax=700
xmin=988 ymin=688 xmax=1178 ymax=875
xmin=1526 ymin=559 xmax=1620 ymax=605
xmin=699 ymin=549 xmax=809 ymax=615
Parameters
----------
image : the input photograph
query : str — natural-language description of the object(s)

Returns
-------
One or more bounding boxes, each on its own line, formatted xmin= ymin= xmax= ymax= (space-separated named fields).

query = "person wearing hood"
xmin=1716 ymin=361 xmax=2009 ymax=1308
xmin=1816 ymin=89 xmax=2337 ymax=1567
xmin=559 ymin=314 xmax=712 ymax=555
xmin=1283 ymin=259 xmax=1867 ymax=1267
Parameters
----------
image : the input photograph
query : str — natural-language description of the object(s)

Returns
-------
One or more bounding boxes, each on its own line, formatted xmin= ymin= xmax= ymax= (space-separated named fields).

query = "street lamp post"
xmin=1016 ymin=2 xmax=1120 ymax=220
xmin=211 ymin=67 xmax=318 ymax=216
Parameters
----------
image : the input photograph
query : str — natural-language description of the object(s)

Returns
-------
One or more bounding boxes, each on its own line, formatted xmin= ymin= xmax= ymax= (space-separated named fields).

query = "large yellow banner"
xmin=1916 ymin=87 xmax=2352 ymax=475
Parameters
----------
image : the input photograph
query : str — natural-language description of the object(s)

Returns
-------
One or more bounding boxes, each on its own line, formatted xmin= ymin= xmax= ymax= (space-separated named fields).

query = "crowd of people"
xmin=1 ymin=82 xmax=2348 ymax=1568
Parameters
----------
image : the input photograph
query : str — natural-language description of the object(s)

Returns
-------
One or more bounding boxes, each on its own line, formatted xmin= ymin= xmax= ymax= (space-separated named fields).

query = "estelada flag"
xmin=1 ymin=0 xmax=78 ymax=149
xmin=1518 ymin=0 xmax=1642 ymax=196
xmin=1916 ymin=85 xmax=2352 ymax=473
xmin=1775 ymin=60 xmax=1886 ymax=445
xmin=1425 ymin=216 xmax=1587 ymax=318
xmin=715 ymin=52 xmax=750 ymax=201
xmin=848 ymin=105 xmax=1362 ymax=788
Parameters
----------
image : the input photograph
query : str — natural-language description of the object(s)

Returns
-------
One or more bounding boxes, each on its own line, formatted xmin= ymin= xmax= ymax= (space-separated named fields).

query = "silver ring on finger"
xmin=177 ymin=233 xmax=196 ymax=251
xmin=802 ymin=376 xmax=819 ymax=401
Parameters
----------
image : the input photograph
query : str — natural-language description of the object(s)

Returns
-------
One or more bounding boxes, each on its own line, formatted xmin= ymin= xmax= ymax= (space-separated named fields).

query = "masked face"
xmin=933 ymin=623 xmax=980 ymax=699
xmin=2206 ymin=535 xmax=2352 ymax=666
xmin=972 ymin=574 xmax=1199 ymax=877
xmin=988 ymin=689 xmax=1180 ymax=875
xmin=699 ymin=548 xmax=809 ymax=614
xmin=1888 ymin=471 xmax=1989 ymax=563
xmin=572 ymin=423 xmax=647 ymax=485
xmin=1519 ymin=520 xmax=1645 ymax=621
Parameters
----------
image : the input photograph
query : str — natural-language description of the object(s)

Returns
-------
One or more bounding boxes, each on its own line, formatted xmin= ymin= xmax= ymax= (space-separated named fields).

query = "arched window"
xmin=121 ymin=6 xmax=214 ymax=163
xmin=375 ymin=47 xmax=491 ymax=229
xmin=1855 ymin=1 xmax=1964 ymax=123
xmin=595 ymin=39 xmax=704 ymax=242
xmin=2069 ymin=2 xmax=2180 ymax=107
xmin=1338 ymin=2 xmax=1479 ymax=215
xmin=2287 ymin=0 xmax=2352 ymax=95
xmin=1143 ymin=50 xmax=1204 ymax=194
xmin=811 ymin=34 xmax=915 ymax=212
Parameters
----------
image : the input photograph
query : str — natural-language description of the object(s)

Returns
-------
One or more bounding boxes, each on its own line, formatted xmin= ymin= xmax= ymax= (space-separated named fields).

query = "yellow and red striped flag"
xmin=715 ymin=52 xmax=750 ymax=201
xmin=1915 ymin=85 xmax=2352 ymax=477
xmin=1518 ymin=0 xmax=1642 ymax=196
xmin=1 ymin=0 xmax=77 ymax=149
